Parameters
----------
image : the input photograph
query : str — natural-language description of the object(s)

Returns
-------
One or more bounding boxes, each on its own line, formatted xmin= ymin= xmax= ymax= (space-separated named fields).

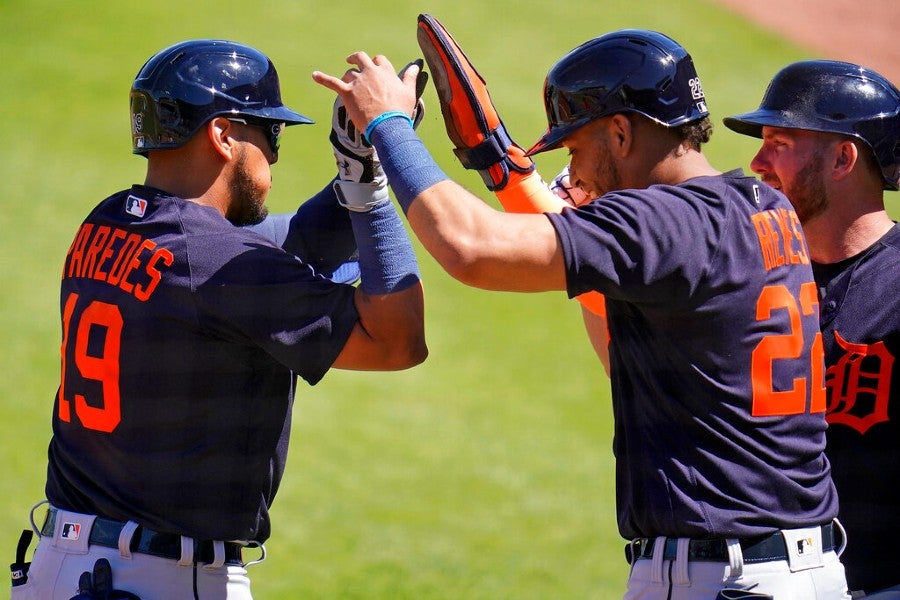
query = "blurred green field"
xmin=2 ymin=1 xmax=894 ymax=598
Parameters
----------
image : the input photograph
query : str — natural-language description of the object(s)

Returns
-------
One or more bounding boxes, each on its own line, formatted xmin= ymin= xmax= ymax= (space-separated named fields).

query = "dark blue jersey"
xmin=547 ymin=171 xmax=838 ymax=539
xmin=815 ymin=223 xmax=900 ymax=591
xmin=246 ymin=179 xmax=359 ymax=284
xmin=46 ymin=185 xmax=359 ymax=542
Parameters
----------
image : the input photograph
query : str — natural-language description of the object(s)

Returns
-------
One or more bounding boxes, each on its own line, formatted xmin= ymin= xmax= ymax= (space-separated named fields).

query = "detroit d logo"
xmin=826 ymin=331 xmax=894 ymax=434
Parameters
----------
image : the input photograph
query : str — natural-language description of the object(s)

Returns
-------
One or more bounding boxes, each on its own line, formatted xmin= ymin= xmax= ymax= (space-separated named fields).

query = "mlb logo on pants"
xmin=61 ymin=522 xmax=81 ymax=540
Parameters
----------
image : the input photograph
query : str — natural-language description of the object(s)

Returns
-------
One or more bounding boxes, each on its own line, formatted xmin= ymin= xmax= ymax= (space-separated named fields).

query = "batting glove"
xmin=330 ymin=95 xmax=389 ymax=212
xmin=549 ymin=165 xmax=591 ymax=207
xmin=330 ymin=61 xmax=426 ymax=213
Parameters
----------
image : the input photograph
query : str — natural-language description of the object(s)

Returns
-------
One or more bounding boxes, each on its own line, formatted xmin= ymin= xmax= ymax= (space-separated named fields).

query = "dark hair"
xmin=675 ymin=116 xmax=713 ymax=150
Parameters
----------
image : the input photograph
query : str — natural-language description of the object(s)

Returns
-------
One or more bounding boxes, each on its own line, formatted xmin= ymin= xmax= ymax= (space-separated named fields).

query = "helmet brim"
xmin=526 ymin=118 xmax=591 ymax=156
xmin=723 ymin=108 xmax=826 ymax=139
xmin=722 ymin=112 xmax=771 ymax=139
xmin=241 ymin=105 xmax=314 ymax=126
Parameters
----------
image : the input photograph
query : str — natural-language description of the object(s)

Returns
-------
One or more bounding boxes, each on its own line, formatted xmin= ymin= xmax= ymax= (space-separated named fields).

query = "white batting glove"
xmin=330 ymin=96 xmax=390 ymax=213
xmin=330 ymin=59 xmax=426 ymax=213
xmin=549 ymin=164 xmax=591 ymax=207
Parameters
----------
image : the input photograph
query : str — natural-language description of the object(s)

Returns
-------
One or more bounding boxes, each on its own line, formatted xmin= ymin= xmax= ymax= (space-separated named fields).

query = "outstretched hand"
xmin=313 ymin=52 xmax=420 ymax=140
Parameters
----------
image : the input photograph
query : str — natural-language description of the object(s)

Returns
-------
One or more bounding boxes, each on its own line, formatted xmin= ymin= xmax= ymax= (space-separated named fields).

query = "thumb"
xmin=399 ymin=58 xmax=424 ymax=90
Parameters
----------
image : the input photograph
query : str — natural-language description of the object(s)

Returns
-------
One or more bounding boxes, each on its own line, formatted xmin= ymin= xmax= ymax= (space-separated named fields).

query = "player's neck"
xmin=802 ymin=201 xmax=893 ymax=264
xmin=144 ymin=149 xmax=225 ymax=212
xmin=646 ymin=148 xmax=719 ymax=187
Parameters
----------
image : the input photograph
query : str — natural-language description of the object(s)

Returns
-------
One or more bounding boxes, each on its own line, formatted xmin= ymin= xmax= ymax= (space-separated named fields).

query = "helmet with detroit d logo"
xmin=724 ymin=60 xmax=900 ymax=190
xmin=526 ymin=29 xmax=710 ymax=156
xmin=130 ymin=39 xmax=314 ymax=155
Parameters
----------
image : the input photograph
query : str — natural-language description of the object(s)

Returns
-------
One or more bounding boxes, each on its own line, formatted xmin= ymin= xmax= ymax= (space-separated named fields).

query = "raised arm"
xmin=324 ymin=89 xmax=428 ymax=371
xmin=312 ymin=52 xmax=566 ymax=293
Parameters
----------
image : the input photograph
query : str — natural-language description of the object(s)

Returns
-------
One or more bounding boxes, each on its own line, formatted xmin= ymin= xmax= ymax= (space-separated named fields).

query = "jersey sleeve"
xmin=244 ymin=182 xmax=360 ymax=284
xmin=547 ymin=185 xmax=726 ymax=308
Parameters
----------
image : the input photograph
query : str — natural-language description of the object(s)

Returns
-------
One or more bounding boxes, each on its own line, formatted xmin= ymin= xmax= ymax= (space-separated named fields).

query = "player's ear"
xmin=207 ymin=117 xmax=238 ymax=161
xmin=831 ymin=139 xmax=859 ymax=183
xmin=609 ymin=114 xmax=633 ymax=157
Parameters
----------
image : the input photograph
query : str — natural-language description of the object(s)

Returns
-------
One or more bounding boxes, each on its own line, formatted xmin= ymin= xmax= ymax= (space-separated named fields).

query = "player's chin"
xmin=229 ymin=198 xmax=270 ymax=226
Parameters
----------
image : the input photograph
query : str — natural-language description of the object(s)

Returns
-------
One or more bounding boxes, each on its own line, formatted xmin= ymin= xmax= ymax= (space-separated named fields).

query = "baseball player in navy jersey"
xmin=312 ymin=18 xmax=850 ymax=599
xmin=10 ymin=39 xmax=426 ymax=600
xmin=725 ymin=60 xmax=900 ymax=599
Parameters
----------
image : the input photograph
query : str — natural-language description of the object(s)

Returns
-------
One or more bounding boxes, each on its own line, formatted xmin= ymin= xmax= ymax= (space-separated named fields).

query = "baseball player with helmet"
xmin=10 ymin=39 xmax=426 ymax=600
xmin=725 ymin=60 xmax=900 ymax=599
xmin=312 ymin=15 xmax=850 ymax=598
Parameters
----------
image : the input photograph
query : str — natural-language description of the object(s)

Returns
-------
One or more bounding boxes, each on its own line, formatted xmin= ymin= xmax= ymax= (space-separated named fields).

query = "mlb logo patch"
xmin=61 ymin=522 xmax=81 ymax=541
xmin=125 ymin=195 xmax=148 ymax=218
xmin=796 ymin=537 xmax=815 ymax=554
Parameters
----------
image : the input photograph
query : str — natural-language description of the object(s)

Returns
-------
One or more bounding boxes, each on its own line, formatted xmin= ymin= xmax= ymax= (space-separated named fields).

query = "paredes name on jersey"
xmin=64 ymin=223 xmax=173 ymax=301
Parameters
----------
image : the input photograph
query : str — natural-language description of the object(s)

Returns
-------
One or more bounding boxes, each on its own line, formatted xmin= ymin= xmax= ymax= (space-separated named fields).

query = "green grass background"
xmin=2 ymin=1 xmax=895 ymax=598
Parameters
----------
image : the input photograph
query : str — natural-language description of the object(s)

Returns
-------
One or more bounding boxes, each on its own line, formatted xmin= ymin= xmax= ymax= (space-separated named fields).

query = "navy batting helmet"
xmin=724 ymin=60 xmax=900 ymax=190
xmin=130 ymin=39 xmax=313 ymax=155
xmin=526 ymin=29 xmax=710 ymax=156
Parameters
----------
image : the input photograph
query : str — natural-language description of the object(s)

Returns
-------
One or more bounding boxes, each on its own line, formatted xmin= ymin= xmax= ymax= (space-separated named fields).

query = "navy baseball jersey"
xmin=815 ymin=223 xmax=900 ymax=592
xmin=547 ymin=170 xmax=838 ymax=540
xmin=45 ymin=185 xmax=359 ymax=542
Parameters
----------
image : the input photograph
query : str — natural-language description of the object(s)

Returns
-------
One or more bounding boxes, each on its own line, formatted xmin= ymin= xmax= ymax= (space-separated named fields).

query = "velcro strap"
xmin=453 ymin=124 xmax=513 ymax=170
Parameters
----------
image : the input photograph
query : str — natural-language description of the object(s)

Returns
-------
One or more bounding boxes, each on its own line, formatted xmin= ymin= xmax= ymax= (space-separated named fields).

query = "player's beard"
xmin=228 ymin=146 xmax=270 ymax=226
xmin=784 ymin=150 xmax=829 ymax=224
xmin=583 ymin=137 xmax=622 ymax=198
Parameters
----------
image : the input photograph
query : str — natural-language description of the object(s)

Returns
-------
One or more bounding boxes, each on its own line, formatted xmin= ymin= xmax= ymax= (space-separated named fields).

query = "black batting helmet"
xmin=526 ymin=29 xmax=710 ymax=156
xmin=724 ymin=60 xmax=900 ymax=190
xmin=130 ymin=39 xmax=313 ymax=155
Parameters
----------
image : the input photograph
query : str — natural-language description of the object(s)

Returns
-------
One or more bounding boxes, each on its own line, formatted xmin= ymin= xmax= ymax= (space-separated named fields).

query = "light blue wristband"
xmin=363 ymin=111 xmax=414 ymax=146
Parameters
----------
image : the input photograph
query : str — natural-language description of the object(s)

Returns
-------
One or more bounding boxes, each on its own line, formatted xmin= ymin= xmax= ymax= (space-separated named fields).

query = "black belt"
xmin=626 ymin=522 xmax=836 ymax=564
xmin=41 ymin=507 xmax=243 ymax=565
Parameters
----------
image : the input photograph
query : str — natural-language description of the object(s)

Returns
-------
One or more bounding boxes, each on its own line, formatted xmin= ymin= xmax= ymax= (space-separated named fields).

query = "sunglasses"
xmin=227 ymin=118 xmax=284 ymax=155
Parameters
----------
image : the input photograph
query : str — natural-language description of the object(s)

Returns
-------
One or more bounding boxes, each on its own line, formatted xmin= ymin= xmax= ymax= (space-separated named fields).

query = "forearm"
xmin=369 ymin=117 xmax=565 ymax=292
xmin=581 ymin=304 xmax=611 ymax=376
xmin=284 ymin=182 xmax=357 ymax=271
xmin=349 ymin=200 xmax=419 ymax=295
xmin=333 ymin=200 xmax=426 ymax=370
